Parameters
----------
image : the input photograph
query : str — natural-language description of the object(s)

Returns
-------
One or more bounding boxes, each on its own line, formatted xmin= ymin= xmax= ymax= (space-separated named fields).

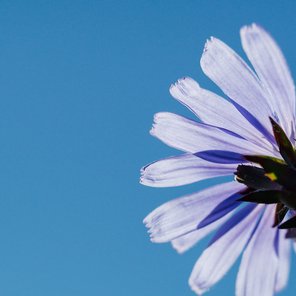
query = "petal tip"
xmin=169 ymin=76 xmax=200 ymax=99
xmin=240 ymin=23 xmax=266 ymax=38
xmin=200 ymin=36 xmax=221 ymax=69
xmin=142 ymin=215 xmax=150 ymax=227
xmin=171 ymin=242 xmax=186 ymax=254
xmin=149 ymin=126 xmax=155 ymax=136
xmin=202 ymin=37 xmax=214 ymax=53
xmin=139 ymin=175 xmax=145 ymax=185
xmin=189 ymin=277 xmax=207 ymax=296
xmin=139 ymin=162 xmax=159 ymax=187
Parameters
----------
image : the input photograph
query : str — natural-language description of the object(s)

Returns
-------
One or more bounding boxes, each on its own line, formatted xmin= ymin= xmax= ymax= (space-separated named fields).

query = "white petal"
xmin=189 ymin=204 xmax=262 ymax=295
xmin=140 ymin=153 xmax=236 ymax=187
xmin=151 ymin=112 xmax=275 ymax=156
xmin=241 ymin=24 xmax=295 ymax=139
xmin=200 ymin=37 xmax=274 ymax=138
xmin=144 ymin=181 xmax=244 ymax=243
xmin=170 ymin=77 xmax=272 ymax=150
xmin=236 ymin=205 xmax=278 ymax=296
xmin=275 ymin=230 xmax=291 ymax=292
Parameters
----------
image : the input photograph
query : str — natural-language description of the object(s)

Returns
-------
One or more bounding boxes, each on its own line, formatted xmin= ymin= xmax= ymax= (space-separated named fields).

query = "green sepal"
xmin=235 ymin=164 xmax=281 ymax=190
xmin=277 ymin=192 xmax=296 ymax=210
xmin=278 ymin=215 xmax=296 ymax=229
xmin=244 ymin=155 xmax=296 ymax=191
xmin=270 ymin=117 xmax=296 ymax=168
xmin=273 ymin=203 xmax=288 ymax=227
xmin=237 ymin=190 xmax=281 ymax=204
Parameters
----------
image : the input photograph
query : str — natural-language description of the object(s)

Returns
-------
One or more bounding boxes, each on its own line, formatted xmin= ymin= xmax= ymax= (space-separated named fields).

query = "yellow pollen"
xmin=265 ymin=172 xmax=278 ymax=181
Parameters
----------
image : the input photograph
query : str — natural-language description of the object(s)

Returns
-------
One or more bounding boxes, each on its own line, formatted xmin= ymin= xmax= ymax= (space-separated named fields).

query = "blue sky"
xmin=0 ymin=1 xmax=295 ymax=295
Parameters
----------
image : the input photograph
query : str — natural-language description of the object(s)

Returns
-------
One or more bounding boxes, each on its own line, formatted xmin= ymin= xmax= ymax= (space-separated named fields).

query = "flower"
xmin=141 ymin=24 xmax=296 ymax=296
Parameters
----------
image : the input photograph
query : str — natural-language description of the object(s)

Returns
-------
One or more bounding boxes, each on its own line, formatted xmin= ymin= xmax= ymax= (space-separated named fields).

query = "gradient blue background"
xmin=0 ymin=1 xmax=295 ymax=295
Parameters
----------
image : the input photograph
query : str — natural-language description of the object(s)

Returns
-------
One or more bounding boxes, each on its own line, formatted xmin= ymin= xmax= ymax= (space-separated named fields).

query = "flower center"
xmin=234 ymin=117 xmax=296 ymax=237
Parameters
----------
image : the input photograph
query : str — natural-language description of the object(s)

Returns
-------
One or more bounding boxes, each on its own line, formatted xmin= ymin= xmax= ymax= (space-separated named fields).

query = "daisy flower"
xmin=141 ymin=24 xmax=296 ymax=295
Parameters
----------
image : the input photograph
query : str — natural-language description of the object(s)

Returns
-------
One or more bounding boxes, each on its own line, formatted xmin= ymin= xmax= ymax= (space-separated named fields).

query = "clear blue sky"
xmin=0 ymin=1 xmax=295 ymax=295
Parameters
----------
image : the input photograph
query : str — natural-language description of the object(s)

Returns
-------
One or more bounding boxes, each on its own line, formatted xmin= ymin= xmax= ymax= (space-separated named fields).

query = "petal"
xmin=195 ymin=150 xmax=245 ymax=164
xmin=275 ymin=230 xmax=291 ymax=292
xmin=236 ymin=205 xmax=278 ymax=296
xmin=140 ymin=153 xmax=236 ymax=187
xmin=189 ymin=204 xmax=263 ymax=295
xmin=171 ymin=209 xmax=233 ymax=254
xmin=151 ymin=112 xmax=274 ymax=156
xmin=143 ymin=181 xmax=244 ymax=243
xmin=241 ymin=24 xmax=295 ymax=139
xmin=170 ymin=77 xmax=273 ymax=150
xmin=200 ymin=37 xmax=274 ymax=139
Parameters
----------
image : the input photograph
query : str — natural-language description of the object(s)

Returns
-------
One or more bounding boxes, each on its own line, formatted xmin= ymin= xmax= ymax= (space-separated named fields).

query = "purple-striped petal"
xmin=236 ymin=205 xmax=278 ymax=296
xmin=171 ymin=211 xmax=232 ymax=254
xmin=143 ymin=182 xmax=244 ymax=243
xmin=140 ymin=153 xmax=236 ymax=187
xmin=275 ymin=230 xmax=291 ymax=292
xmin=142 ymin=24 xmax=294 ymax=296
xmin=241 ymin=24 xmax=295 ymax=139
xmin=170 ymin=77 xmax=273 ymax=150
xmin=150 ymin=112 xmax=275 ymax=156
xmin=200 ymin=37 xmax=274 ymax=138
xmin=189 ymin=204 xmax=263 ymax=295
xmin=195 ymin=150 xmax=245 ymax=164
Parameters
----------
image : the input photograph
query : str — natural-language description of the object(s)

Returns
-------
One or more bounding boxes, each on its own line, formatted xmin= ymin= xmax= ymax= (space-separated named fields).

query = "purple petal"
xmin=172 ymin=189 xmax=244 ymax=253
xmin=236 ymin=205 xmax=278 ymax=296
xmin=189 ymin=204 xmax=263 ymax=295
xmin=195 ymin=150 xmax=246 ymax=164
xmin=197 ymin=191 xmax=242 ymax=229
xmin=200 ymin=37 xmax=274 ymax=138
xmin=143 ymin=181 xmax=244 ymax=243
xmin=140 ymin=153 xmax=236 ymax=187
xmin=170 ymin=77 xmax=274 ymax=150
xmin=275 ymin=230 xmax=291 ymax=292
xmin=150 ymin=112 xmax=274 ymax=156
xmin=227 ymin=98 xmax=276 ymax=146
xmin=241 ymin=24 xmax=295 ymax=139
xmin=171 ymin=214 xmax=231 ymax=254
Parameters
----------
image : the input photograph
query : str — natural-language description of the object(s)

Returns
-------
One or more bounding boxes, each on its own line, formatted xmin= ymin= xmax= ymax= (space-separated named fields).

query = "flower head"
xmin=141 ymin=24 xmax=295 ymax=295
